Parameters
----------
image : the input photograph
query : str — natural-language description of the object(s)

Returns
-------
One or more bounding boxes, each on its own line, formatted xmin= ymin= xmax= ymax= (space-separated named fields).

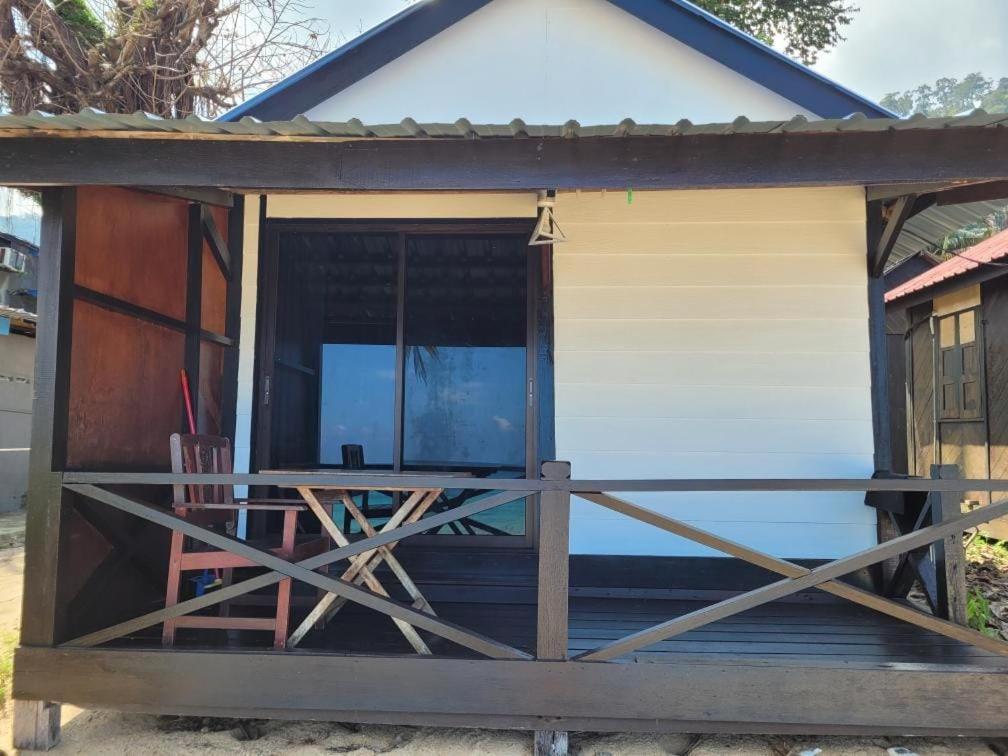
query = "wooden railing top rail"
xmin=60 ymin=471 xmax=1008 ymax=493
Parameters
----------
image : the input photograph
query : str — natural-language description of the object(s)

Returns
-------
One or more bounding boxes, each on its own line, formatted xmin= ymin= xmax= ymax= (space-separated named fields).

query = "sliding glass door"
xmin=258 ymin=223 xmax=544 ymax=544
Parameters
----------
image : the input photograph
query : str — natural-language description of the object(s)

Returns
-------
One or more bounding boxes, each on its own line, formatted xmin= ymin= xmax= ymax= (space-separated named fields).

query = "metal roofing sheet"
xmin=0 ymin=108 xmax=1006 ymax=139
xmin=889 ymin=200 xmax=1008 ymax=269
xmin=886 ymin=227 xmax=1008 ymax=302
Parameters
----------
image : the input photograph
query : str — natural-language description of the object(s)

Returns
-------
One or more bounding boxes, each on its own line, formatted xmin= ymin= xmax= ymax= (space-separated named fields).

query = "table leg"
xmin=290 ymin=487 xmax=432 ymax=654
xmin=286 ymin=489 xmax=441 ymax=645
xmin=340 ymin=492 xmax=437 ymax=615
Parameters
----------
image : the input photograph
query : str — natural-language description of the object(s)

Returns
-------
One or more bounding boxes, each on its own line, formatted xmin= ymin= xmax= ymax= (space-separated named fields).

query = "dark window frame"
xmin=255 ymin=219 xmax=547 ymax=548
xmin=934 ymin=306 xmax=985 ymax=423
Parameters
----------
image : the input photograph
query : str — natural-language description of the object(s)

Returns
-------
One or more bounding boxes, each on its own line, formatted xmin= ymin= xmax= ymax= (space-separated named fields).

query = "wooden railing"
xmin=58 ymin=466 xmax=1008 ymax=662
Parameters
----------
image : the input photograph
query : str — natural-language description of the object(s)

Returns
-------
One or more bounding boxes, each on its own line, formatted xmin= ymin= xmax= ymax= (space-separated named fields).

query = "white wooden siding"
xmin=554 ymin=187 xmax=877 ymax=558
xmin=304 ymin=0 xmax=814 ymax=125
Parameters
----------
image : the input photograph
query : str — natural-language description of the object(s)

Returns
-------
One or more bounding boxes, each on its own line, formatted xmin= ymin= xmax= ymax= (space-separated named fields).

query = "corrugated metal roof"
xmin=886 ymin=227 xmax=1008 ymax=303
xmin=0 ymin=108 xmax=1006 ymax=139
xmin=889 ymin=200 xmax=1008 ymax=268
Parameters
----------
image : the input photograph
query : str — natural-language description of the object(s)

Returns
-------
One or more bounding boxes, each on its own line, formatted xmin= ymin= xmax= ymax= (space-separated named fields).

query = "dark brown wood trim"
xmin=184 ymin=203 xmax=203 ymax=428
xmin=221 ymin=195 xmax=244 ymax=443
xmin=130 ymin=185 xmax=234 ymax=208
xmin=265 ymin=219 xmax=538 ymax=234
xmin=4 ymin=130 xmax=1008 ymax=190
xmin=73 ymin=285 xmax=233 ymax=347
xmin=869 ymin=195 xmax=917 ymax=277
xmin=200 ymin=205 xmax=231 ymax=279
xmin=20 ymin=188 xmax=75 ymax=647
xmin=73 ymin=285 xmax=184 ymax=332
xmin=392 ymin=231 xmax=406 ymax=474
xmin=868 ymin=275 xmax=892 ymax=471
xmin=14 ymin=647 xmax=1008 ymax=736
xmin=536 ymin=461 xmax=570 ymax=660
xmin=934 ymin=179 xmax=1008 ymax=206
xmin=58 ymin=471 xmax=1008 ymax=493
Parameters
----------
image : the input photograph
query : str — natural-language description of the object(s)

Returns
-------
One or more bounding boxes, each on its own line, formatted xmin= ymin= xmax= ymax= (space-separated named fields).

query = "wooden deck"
xmin=265 ymin=595 xmax=1007 ymax=668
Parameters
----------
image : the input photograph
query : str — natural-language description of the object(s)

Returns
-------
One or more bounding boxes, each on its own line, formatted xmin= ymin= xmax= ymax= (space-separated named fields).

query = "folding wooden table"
xmin=266 ymin=471 xmax=469 ymax=652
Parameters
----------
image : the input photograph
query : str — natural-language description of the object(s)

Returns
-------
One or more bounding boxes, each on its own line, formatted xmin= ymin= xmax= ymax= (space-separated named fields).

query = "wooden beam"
xmin=14 ymin=647 xmax=1008 ymax=736
xmin=221 ymin=195 xmax=243 ymax=443
xmin=130 ymin=185 xmax=234 ymax=207
xmin=20 ymin=189 xmax=75 ymax=648
xmin=575 ymin=493 xmax=1008 ymax=661
xmin=200 ymin=205 xmax=231 ymax=279
xmin=2 ymin=129 xmax=1008 ymax=189
xmin=935 ymin=179 xmax=1008 ymax=206
xmin=867 ymin=275 xmax=892 ymax=471
xmin=537 ymin=462 xmax=571 ymax=661
xmin=58 ymin=488 xmax=531 ymax=647
xmin=184 ymin=203 xmax=202 ymax=428
xmin=60 ymin=470 xmax=1008 ymax=493
xmin=870 ymin=194 xmax=917 ymax=277
xmin=932 ymin=464 xmax=969 ymax=625
xmin=575 ymin=492 xmax=1008 ymax=657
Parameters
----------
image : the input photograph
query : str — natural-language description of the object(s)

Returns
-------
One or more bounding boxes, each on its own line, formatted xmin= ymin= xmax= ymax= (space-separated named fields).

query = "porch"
xmin=12 ymin=471 xmax=1008 ymax=737
xmin=6 ymin=111 xmax=1008 ymax=746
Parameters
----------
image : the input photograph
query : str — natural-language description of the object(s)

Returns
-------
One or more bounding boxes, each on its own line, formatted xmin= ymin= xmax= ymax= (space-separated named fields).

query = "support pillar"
xmin=12 ymin=700 xmax=60 ymax=751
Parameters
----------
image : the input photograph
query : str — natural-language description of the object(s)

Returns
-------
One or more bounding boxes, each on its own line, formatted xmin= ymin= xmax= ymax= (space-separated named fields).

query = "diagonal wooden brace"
xmin=574 ymin=492 xmax=1008 ymax=661
xmin=63 ymin=484 xmax=532 ymax=660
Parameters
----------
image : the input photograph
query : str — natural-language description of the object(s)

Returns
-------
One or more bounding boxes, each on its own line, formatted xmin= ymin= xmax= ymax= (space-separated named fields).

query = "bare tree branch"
xmin=0 ymin=0 xmax=328 ymax=117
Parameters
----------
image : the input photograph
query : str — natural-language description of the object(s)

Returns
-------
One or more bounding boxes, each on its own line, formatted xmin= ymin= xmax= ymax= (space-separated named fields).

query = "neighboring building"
xmin=6 ymin=0 xmax=1008 ymax=747
xmin=886 ymin=227 xmax=1008 ymax=539
xmin=0 ymin=229 xmax=38 ymax=511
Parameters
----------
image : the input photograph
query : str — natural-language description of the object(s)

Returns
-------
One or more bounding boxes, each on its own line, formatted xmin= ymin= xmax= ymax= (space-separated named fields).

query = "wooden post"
xmin=932 ymin=464 xmax=968 ymax=625
xmin=13 ymin=699 xmax=60 ymax=751
xmin=534 ymin=730 xmax=569 ymax=756
xmin=535 ymin=461 xmax=570 ymax=756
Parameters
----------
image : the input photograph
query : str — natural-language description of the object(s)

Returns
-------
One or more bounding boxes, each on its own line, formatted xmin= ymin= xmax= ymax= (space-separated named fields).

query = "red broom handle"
xmin=180 ymin=369 xmax=196 ymax=434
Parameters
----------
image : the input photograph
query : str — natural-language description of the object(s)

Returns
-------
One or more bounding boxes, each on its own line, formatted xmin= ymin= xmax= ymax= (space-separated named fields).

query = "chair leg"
xmin=219 ymin=568 xmax=233 ymax=617
xmin=162 ymin=529 xmax=185 ymax=647
xmin=274 ymin=511 xmax=298 ymax=649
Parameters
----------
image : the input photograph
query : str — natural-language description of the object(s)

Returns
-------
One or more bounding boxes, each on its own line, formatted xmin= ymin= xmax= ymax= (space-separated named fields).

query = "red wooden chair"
xmin=163 ymin=433 xmax=330 ymax=649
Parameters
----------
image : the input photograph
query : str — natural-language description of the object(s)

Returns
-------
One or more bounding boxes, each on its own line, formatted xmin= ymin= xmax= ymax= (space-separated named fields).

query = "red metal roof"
xmin=885 ymin=227 xmax=1008 ymax=303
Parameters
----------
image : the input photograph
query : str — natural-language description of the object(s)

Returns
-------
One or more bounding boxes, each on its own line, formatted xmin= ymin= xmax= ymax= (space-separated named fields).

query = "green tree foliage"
xmin=690 ymin=0 xmax=857 ymax=64
xmin=881 ymin=73 xmax=1008 ymax=117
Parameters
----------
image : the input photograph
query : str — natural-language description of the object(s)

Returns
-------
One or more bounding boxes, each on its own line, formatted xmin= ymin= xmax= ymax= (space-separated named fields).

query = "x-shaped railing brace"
xmin=62 ymin=484 xmax=533 ymax=660
xmin=574 ymin=492 xmax=1008 ymax=661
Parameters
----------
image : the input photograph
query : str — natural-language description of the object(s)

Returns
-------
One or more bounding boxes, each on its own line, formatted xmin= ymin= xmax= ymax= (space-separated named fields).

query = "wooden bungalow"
xmin=887 ymin=226 xmax=1008 ymax=540
xmin=4 ymin=0 xmax=1008 ymax=750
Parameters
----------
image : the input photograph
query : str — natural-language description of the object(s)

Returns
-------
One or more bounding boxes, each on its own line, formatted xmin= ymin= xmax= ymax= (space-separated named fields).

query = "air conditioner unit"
xmin=0 ymin=247 xmax=27 ymax=274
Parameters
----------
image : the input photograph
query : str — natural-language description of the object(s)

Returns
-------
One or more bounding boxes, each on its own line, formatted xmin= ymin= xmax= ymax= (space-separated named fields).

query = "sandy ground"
xmin=0 ymin=510 xmax=1003 ymax=754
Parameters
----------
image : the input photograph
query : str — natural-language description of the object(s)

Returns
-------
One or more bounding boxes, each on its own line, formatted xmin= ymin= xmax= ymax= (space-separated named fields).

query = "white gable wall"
xmin=305 ymin=0 xmax=815 ymax=125
xmin=554 ymin=187 xmax=877 ymax=558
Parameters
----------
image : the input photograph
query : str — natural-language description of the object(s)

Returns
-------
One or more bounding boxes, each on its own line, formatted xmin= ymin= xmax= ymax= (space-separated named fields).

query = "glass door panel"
xmin=402 ymin=235 xmax=529 ymax=536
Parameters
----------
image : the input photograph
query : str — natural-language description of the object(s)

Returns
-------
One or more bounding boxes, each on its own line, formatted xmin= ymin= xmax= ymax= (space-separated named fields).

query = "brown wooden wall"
xmin=65 ymin=187 xmax=233 ymax=470
xmin=55 ymin=187 xmax=240 ymax=641
xmin=982 ymin=276 xmax=1008 ymax=539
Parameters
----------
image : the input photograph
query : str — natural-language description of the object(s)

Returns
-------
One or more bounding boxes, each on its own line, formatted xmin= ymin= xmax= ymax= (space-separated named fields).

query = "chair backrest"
xmin=341 ymin=444 xmax=365 ymax=470
xmin=170 ymin=433 xmax=234 ymax=509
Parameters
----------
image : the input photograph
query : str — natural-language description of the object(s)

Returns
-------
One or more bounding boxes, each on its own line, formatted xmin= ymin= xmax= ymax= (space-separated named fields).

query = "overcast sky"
xmin=316 ymin=0 xmax=1008 ymax=102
